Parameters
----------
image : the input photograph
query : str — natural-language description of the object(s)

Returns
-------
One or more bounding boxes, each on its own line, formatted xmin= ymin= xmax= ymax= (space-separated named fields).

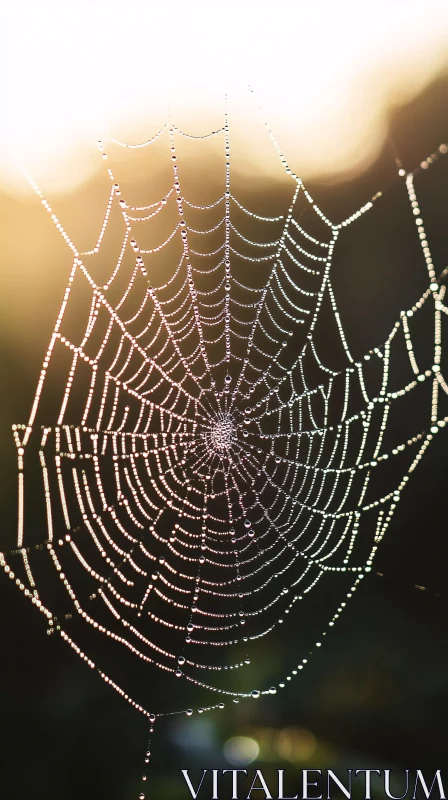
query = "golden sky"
xmin=2 ymin=0 xmax=448 ymax=192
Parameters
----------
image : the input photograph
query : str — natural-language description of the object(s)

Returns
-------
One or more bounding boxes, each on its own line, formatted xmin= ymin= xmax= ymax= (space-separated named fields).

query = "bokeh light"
xmin=275 ymin=727 xmax=317 ymax=763
xmin=224 ymin=736 xmax=260 ymax=766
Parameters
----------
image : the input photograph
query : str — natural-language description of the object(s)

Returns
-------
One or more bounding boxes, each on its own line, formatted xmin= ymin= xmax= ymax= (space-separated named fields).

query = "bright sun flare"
xmin=2 ymin=0 xmax=448 ymax=192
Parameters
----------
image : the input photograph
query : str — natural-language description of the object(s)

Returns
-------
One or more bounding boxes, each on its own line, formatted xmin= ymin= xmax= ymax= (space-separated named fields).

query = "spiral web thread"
xmin=1 ymin=94 xmax=448 ymax=788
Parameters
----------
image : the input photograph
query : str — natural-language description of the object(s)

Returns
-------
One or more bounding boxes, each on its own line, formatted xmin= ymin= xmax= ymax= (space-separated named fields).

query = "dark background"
xmin=0 ymin=74 xmax=448 ymax=799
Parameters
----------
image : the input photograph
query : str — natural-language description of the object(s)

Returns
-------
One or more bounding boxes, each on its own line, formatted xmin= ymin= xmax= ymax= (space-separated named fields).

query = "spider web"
xmin=2 ymin=93 xmax=448 ymax=787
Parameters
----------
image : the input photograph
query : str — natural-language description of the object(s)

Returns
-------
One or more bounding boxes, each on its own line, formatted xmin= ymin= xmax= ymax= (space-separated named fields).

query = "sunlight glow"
xmin=2 ymin=0 xmax=448 ymax=192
